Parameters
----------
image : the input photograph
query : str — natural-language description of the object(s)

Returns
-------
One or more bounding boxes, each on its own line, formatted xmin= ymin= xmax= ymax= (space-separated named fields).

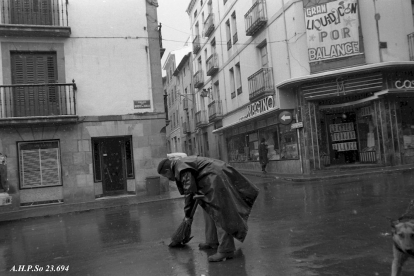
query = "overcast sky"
xmin=158 ymin=0 xmax=191 ymax=71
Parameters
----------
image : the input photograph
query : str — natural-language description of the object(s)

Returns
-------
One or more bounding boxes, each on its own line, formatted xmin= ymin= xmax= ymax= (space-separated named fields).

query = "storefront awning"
xmin=276 ymin=61 xmax=414 ymax=89
xmin=212 ymin=107 xmax=282 ymax=134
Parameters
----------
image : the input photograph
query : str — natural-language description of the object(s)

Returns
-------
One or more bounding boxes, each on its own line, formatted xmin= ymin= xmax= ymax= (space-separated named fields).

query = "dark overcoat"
xmin=171 ymin=156 xmax=259 ymax=242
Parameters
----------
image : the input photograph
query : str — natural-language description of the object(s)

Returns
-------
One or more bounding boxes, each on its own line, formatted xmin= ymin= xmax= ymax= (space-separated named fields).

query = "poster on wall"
xmin=304 ymin=0 xmax=361 ymax=62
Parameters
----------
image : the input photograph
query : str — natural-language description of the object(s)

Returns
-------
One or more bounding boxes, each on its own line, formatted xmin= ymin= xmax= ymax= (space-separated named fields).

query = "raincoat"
xmin=171 ymin=156 xmax=259 ymax=242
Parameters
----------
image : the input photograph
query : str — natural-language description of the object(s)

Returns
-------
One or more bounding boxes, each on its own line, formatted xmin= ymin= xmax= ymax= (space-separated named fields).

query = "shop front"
xmin=284 ymin=63 xmax=414 ymax=172
xmin=214 ymin=96 xmax=303 ymax=174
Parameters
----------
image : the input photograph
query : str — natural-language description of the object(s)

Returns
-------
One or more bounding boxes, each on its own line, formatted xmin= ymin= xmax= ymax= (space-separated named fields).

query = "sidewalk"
xmin=239 ymin=163 xmax=414 ymax=182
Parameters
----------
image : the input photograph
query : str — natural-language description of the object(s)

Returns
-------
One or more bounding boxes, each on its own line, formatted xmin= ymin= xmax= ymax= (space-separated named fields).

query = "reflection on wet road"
xmin=1 ymin=172 xmax=414 ymax=275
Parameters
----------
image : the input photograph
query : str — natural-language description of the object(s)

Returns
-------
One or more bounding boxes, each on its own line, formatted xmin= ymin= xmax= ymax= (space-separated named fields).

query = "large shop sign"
xmin=304 ymin=0 xmax=361 ymax=62
xmin=239 ymin=96 xmax=275 ymax=121
xmin=388 ymin=71 xmax=414 ymax=90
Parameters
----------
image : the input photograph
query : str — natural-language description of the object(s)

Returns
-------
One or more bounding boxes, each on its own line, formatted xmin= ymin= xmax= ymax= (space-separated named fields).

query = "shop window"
xmin=247 ymin=132 xmax=259 ymax=161
xmin=401 ymin=100 xmax=414 ymax=159
xmin=18 ymin=140 xmax=61 ymax=189
xmin=258 ymin=126 xmax=280 ymax=160
xmin=279 ymin=125 xmax=299 ymax=159
xmin=227 ymin=134 xmax=247 ymax=162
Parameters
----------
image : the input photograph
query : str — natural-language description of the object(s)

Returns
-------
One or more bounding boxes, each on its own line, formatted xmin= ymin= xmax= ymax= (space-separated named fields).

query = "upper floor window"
xmin=194 ymin=10 xmax=198 ymax=20
xmin=231 ymin=12 xmax=238 ymax=44
xmin=7 ymin=0 xmax=66 ymax=26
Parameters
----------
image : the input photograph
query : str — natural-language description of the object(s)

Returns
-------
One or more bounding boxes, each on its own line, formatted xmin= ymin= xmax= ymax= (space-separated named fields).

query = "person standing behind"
xmin=259 ymin=138 xmax=268 ymax=173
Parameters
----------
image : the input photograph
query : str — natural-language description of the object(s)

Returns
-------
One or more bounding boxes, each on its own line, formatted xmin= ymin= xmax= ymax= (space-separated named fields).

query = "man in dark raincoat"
xmin=157 ymin=156 xmax=259 ymax=262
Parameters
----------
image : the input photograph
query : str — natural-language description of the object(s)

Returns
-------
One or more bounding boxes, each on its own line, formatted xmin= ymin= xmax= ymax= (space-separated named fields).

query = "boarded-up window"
xmin=18 ymin=141 xmax=61 ymax=189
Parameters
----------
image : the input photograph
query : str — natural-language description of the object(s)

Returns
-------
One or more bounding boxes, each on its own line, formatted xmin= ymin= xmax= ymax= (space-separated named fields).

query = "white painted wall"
xmin=64 ymin=0 xmax=153 ymax=116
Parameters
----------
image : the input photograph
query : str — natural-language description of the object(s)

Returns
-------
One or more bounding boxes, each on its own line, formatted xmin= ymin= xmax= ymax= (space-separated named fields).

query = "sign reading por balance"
xmin=304 ymin=0 xmax=360 ymax=62
xmin=239 ymin=96 xmax=275 ymax=121
xmin=134 ymin=100 xmax=151 ymax=109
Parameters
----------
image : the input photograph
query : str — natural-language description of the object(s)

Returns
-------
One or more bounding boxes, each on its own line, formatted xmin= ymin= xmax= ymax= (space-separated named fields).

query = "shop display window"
xmin=279 ymin=125 xmax=299 ymax=159
xmin=247 ymin=132 xmax=259 ymax=161
xmin=258 ymin=126 xmax=280 ymax=160
xmin=401 ymin=100 xmax=414 ymax=157
xmin=227 ymin=134 xmax=247 ymax=162
xmin=357 ymin=106 xmax=377 ymax=153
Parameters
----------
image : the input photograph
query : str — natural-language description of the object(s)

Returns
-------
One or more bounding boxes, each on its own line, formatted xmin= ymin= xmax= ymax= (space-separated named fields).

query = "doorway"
xmin=326 ymin=111 xmax=359 ymax=165
xmin=92 ymin=136 xmax=134 ymax=196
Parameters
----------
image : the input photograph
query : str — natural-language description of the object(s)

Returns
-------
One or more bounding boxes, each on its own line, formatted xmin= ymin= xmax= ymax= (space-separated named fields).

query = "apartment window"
xmin=231 ymin=12 xmax=238 ymax=44
xmin=225 ymin=20 xmax=232 ymax=50
xmin=198 ymin=57 xmax=202 ymax=70
xmin=208 ymin=1 xmax=212 ymax=13
xmin=235 ymin=62 xmax=242 ymax=94
xmin=213 ymin=81 xmax=220 ymax=100
xmin=258 ymin=41 xmax=269 ymax=67
xmin=204 ymin=49 xmax=208 ymax=63
xmin=224 ymin=0 xmax=228 ymax=4
xmin=11 ymin=52 xmax=58 ymax=117
xmin=18 ymin=140 xmax=61 ymax=189
xmin=11 ymin=0 xmax=54 ymax=25
xmin=201 ymin=0 xmax=203 ymax=6
xmin=194 ymin=10 xmax=198 ymax=20
xmin=229 ymin=68 xmax=235 ymax=98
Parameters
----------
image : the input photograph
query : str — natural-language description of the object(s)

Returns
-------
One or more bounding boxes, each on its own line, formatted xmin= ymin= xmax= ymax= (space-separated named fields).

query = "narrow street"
xmin=1 ymin=172 xmax=414 ymax=276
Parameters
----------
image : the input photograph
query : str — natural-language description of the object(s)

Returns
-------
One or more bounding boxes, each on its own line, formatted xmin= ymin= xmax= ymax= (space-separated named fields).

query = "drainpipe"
xmin=373 ymin=0 xmax=383 ymax=62
xmin=282 ymin=0 xmax=292 ymax=78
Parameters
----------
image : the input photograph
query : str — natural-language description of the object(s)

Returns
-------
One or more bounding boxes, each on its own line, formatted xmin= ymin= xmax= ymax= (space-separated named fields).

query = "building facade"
xmin=0 ymin=0 xmax=166 ymax=213
xmin=186 ymin=0 xmax=414 ymax=174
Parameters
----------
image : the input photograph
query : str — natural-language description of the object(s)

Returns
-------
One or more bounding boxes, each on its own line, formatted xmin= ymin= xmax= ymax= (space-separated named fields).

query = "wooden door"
xmin=101 ymin=138 xmax=127 ymax=195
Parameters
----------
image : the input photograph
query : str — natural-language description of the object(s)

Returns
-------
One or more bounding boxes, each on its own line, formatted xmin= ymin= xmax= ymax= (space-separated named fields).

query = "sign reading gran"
xmin=304 ymin=0 xmax=360 ymax=62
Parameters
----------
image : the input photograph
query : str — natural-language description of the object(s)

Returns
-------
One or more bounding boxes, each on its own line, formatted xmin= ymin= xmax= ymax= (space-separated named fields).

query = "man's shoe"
xmin=199 ymin=243 xmax=218 ymax=250
xmin=208 ymin=252 xmax=234 ymax=262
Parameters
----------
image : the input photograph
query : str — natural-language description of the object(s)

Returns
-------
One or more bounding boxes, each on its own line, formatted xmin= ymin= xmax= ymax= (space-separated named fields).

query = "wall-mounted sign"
xmin=278 ymin=111 xmax=293 ymax=125
xmin=134 ymin=100 xmax=151 ymax=109
xmin=239 ymin=96 xmax=274 ymax=121
xmin=304 ymin=0 xmax=360 ymax=62
xmin=291 ymin=122 xmax=303 ymax=129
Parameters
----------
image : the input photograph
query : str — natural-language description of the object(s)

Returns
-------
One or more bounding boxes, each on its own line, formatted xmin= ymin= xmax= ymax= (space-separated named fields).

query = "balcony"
xmin=208 ymin=100 xmax=222 ymax=122
xmin=195 ymin=110 xmax=208 ymax=128
xmin=408 ymin=32 xmax=414 ymax=61
xmin=0 ymin=82 xmax=78 ymax=126
xmin=203 ymin=13 xmax=215 ymax=37
xmin=0 ymin=0 xmax=71 ymax=37
xmin=206 ymin=53 xmax=219 ymax=76
xmin=245 ymin=0 xmax=267 ymax=36
xmin=193 ymin=70 xmax=204 ymax=88
xmin=183 ymin=98 xmax=189 ymax=110
xmin=248 ymin=67 xmax=275 ymax=102
xmin=193 ymin=35 xmax=201 ymax=54
xmin=182 ymin=121 xmax=191 ymax=135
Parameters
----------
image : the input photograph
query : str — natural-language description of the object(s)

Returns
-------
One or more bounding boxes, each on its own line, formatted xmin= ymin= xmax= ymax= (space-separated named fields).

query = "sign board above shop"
xmin=239 ymin=96 xmax=275 ymax=121
xmin=304 ymin=0 xmax=361 ymax=63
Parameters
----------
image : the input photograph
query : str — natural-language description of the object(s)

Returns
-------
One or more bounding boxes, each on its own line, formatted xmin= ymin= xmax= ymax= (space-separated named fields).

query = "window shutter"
xmin=20 ymin=148 xmax=60 ymax=188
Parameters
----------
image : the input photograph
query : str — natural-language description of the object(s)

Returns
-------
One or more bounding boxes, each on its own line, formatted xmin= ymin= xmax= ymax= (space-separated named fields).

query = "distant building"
xmin=0 ymin=0 xmax=166 ymax=213
xmin=186 ymin=0 xmax=414 ymax=174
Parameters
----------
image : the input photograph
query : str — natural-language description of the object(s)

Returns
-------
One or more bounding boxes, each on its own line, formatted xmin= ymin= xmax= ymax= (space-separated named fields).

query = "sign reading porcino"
xmin=239 ymin=96 xmax=275 ymax=121
xmin=304 ymin=0 xmax=361 ymax=63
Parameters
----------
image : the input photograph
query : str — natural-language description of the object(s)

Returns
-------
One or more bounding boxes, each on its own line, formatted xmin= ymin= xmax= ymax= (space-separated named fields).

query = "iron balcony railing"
xmin=182 ymin=121 xmax=190 ymax=134
xmin=206 ymin=53 xmax=219 ymax=76
xmin=0 ymin=82 xmax=77 ymax=118
xmin=193 ymin=70 xmax=204 ymax=88
xmin=208 ymin=100 xmax=222 ymax=122
xmin=245 ymin=0 xmax=267 ymax=36
xmin=195 ymin=110 xmax=208 ymax=128
xmin=248 ymin=67 xmax=275 ymax=101
xmin=408 ymin=32 xmax=414 ymax=61
xmin=0 ymin=0 xmax=69 ymax=26
xmin=193 ymin=35 xmax=201 ymax=54
xmin=203 ymin=13 xmax=215 ymax=37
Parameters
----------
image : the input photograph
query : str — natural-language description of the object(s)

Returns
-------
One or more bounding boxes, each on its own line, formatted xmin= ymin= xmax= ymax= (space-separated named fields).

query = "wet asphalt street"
xmin=1 ymin=172 xmax=414 ymax=276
